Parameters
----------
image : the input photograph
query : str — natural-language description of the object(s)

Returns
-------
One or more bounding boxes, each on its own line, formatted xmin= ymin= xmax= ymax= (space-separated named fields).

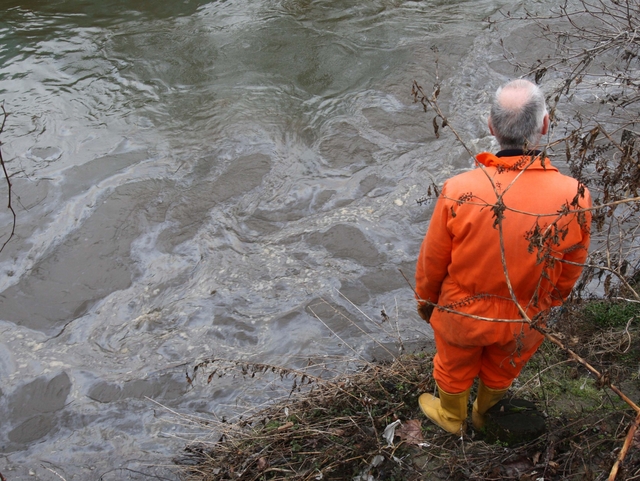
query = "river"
xmin=0 ymin=0 xmax=552 ymax=479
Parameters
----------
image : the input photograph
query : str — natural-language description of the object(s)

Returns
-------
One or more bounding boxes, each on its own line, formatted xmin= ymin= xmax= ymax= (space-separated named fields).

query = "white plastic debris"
xmin=352 ymin=475 xmax=374 ymax=481
xmin=352 ymin=454 xmax=386 ymax=481
xmin=383 ymin=419 xmax=402 ymax=446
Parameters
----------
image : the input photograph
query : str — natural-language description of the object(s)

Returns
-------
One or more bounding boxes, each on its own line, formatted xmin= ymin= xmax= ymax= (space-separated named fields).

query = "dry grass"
xmin=175 ymin=355 xmax=433 ymax=480
xmin=173 ymin=305 xmax=640 ymax=481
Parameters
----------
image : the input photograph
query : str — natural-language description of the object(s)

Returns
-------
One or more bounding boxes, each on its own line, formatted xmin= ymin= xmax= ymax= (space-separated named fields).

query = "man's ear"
xmin=488 ymin=117 xmax=495 ymax=136
xmin=541 ymin=113 xmax=550 ymax=135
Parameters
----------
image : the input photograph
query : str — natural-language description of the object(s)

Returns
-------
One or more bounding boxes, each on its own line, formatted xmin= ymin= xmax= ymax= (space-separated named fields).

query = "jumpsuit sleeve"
xmin=415 ymin=183 xmax=454 ymax=305
xmin=553 ymin=188 xmax=592 ymax=304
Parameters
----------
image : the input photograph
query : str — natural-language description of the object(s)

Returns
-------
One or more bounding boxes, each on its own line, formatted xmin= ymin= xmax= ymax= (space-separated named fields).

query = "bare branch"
xmin=0 ymin=103 xmax=15 ymax=253
xmin=608 ymin=411 xmax=640 ymax=481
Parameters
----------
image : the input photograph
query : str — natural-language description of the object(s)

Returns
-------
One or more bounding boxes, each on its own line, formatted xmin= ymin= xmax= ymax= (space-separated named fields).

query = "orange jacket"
xmin=416 ymin=152 xmax=591 ymax=321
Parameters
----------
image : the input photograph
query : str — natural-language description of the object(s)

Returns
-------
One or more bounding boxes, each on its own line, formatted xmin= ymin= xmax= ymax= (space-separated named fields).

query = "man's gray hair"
xmin=490 ymin=79 xmax=547 ymax=150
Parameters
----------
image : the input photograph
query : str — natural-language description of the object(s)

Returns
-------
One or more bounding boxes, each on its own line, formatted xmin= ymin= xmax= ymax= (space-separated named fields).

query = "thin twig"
xmin=308 ymin=305 xmax=372 ymax=365
xmin=0 ymin=104 xmax=16 ymax=252
xmin=313 ymin=296 xmax=400 ymax=364
xmin=411 ymin=80 xmax=475 ymax=157
xmin=535 ymin=325 xmax=640 ymax=413
xmin=608 ymin=411 xmax=640 ymax=481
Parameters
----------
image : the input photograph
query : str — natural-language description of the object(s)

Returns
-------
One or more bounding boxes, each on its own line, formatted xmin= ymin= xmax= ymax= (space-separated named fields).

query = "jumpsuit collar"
xmin=475 ymin=150 xmax=557 ymax=171
xmin=495 ymin=148 xmax=541 ymax=158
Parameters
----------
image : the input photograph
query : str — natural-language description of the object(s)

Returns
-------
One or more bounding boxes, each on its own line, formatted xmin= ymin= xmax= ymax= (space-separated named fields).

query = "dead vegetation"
xmin=175 ymin=354 xmax=431 ymax=481
xmin=174 ymin=305 xmax=639 ymax=481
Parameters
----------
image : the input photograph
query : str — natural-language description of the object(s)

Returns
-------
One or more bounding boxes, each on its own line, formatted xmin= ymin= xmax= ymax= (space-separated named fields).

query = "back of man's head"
xmin=489 ymin=79 xmax=547 ymax=151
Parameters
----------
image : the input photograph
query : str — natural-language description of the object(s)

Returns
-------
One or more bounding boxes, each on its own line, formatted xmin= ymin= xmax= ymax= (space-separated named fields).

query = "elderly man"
xmin=415 ymin=79 xmax=591 ymax=434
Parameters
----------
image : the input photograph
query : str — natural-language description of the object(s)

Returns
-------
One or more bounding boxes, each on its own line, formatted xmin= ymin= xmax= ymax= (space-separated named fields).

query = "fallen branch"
xmin=608 ymin=411 xmax=640 ymax=481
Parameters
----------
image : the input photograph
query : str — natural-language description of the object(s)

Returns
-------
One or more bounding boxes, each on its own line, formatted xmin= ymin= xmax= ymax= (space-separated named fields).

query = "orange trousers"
xmin=430 ymin=311 xmax=545 ymax=393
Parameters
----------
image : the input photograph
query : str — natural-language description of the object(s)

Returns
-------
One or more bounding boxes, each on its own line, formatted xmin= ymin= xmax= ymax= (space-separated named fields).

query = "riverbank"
xmin=174 ymin=300 xmax=640 ymax=480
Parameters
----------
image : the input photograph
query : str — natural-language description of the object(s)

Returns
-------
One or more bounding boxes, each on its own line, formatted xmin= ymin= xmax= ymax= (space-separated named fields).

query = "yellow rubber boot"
xmin=471 ymin=379 xmax=510 ymax=430
xmin=418 ymin=385 xmax=470 ymax=434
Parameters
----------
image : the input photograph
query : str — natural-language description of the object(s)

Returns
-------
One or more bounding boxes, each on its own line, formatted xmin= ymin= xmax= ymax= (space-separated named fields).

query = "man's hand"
xmin=417 ymin=303 xmax=434 ymax=323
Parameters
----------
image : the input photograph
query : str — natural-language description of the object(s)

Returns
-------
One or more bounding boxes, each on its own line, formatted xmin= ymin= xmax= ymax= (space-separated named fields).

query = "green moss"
xmin=581 ymin=300 xmax=640 ymax=328
xmin=264 ymin=420 xmax=281 ymax=430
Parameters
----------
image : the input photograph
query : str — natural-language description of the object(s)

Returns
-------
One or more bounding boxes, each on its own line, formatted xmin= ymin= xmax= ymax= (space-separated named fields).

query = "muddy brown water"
xmin=0 ymin=0 xmax=560 ymax=479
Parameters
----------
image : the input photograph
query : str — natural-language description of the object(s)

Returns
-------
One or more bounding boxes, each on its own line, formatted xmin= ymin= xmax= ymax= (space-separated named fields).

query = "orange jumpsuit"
xmin=416 ymin=151 xmax=591 ymax=393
